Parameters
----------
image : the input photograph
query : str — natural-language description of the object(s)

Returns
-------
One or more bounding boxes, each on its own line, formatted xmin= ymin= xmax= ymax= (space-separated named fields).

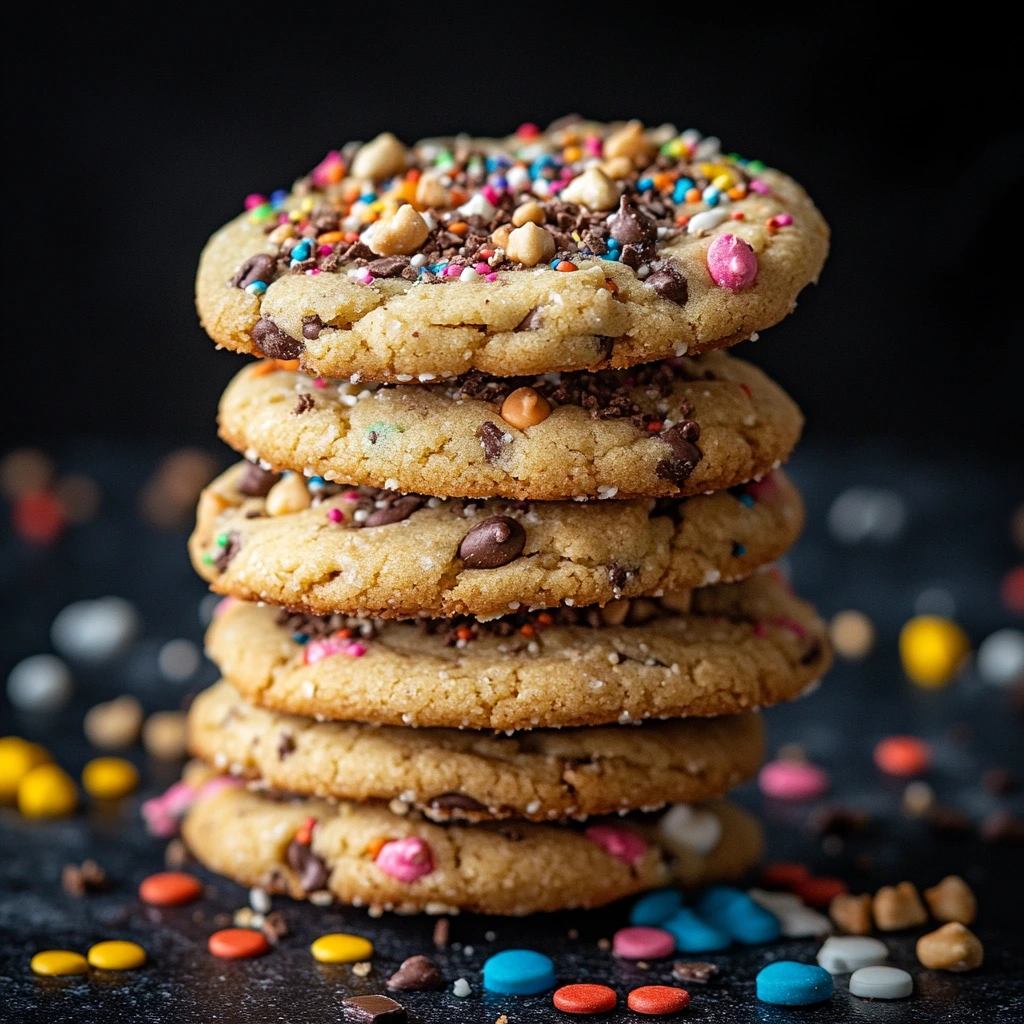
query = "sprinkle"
xmin=326 ymin=508 xmax=343 ymax=523
xmin=758 ymin=759 xmax=829 ymax=801
xmin=374 ymin=836 xmax=434 ymax=883
xmin=584 ymin=824 xmax=647 ymax=865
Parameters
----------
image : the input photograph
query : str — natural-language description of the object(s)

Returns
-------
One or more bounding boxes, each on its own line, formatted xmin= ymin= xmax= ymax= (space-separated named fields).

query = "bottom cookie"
xmin=181 ymin=767 xmax=762 ymax=916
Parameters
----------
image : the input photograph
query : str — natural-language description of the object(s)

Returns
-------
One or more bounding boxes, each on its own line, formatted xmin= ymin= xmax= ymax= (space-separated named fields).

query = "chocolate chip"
xmin=432 ymin=917 xmax=450 ymax=948
xmin=366 ymin=256 xmax=411 ymax=278
xmin=237 ymin=462 xmax=281 ymax=497
xmin=646 ymin=259 xmax=688 ymax=304
xmin=457 ymin=516 xmax=525 ymax=569
xmin=277 ymin=733 xmax=296 ymax=760
xmin=429 ymin=793 xmax=487 ymax=812
xmin=514 ymin=306 xmax=544 ymax=332
xmin=62 ymin=858 xmax=111 ymax=896
xmin=477 ymin=421 xmax=508 ymax=462
xmin=302 ymin=315 xmax=324 ymax=340
xmin=655 ymin=424 xmax=703 ymax=486
xmin=294 ymin=393 xmax=315 ymax=415
xmin=342 ymin=995 xmax=407 ymax=1023
xmin=608 ymin=565 xmax=631 ymax=590
xmin=285 ymin=838 xmax=329 ymax=893
xmin=673 ymin=961 xmax=719 ymax=984
xmin=252 ymin=317 xmax=303 ymax=360
xmin=387 ymin=954 xmax=442 ymax=991
xmin=364 ymin=495 xmax=424 ymax=527
xmin=608 ymin=194 xmax=657 ymax=245
xmin=232 ymin=253 xmax=277 ymax=289
xmin=214 ymin=531 xmax=241 ymax=572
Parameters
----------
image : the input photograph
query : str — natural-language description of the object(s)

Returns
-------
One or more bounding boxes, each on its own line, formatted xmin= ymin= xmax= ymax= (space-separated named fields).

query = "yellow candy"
xmin=310 ymin=932 xmax=374 ymax=964
xmin=31 ymin=950 xmax=88 ymax=976
xmin=900 ymin=616 xmax=971 ymax=688
xmin=0 ymin=736 xmax=51 ymax=802
xmin=87 ymin=940 xmax=147 ymax=970
xmin=712 ymin=172 xmax=737 ymax=190
xmin=82 ymin=757 xmax=139 ymax=800
xmin=18 ymin=764 xmax=78 ymax=818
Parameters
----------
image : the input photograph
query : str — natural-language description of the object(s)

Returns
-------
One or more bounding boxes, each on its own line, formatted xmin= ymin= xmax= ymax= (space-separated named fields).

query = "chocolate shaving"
xmin=237 ymin=463 xmax=280 ymax=497
xmin=477 ymin=421 xmax=508 ymax=461
xmin=252 ymin=317 xmax=303 ymax=361
xmin=214 ymin=531 xmax=241 ymax=572
xmin=294 ymin=393 xmax=315 ymax=415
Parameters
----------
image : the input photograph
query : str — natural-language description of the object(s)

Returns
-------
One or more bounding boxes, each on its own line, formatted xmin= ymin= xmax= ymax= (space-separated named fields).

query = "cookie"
xmin=191 ymin=462 xmax=803 ymax=619
xmin=196 ymin=119 xmax=828 ymax=382
xmin=218 ymin=351 xmax=802 ymax=501
xmin=189 ymin=680 xmax=765 ymax=822
xmin=205 ymin=573 xmax=830 ymax=731
xmin=181 ymin=771 xmax=763 ymax=915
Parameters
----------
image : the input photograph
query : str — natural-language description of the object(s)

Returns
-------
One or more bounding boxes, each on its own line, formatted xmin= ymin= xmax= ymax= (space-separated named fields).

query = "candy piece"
xmin=829 ymin=610 xmax=876 ymax=660
xmin=553 ymin=983 xmax=617 ymax=1014
xmin=977 ymin=628 xmax=1024 ymax=687
xmin=899 ymin=616 xmax=970 ymax=687
xmin=815 ymin=936 xmax=888 ymax=974
xmin=613 ymin=926 xmax=675 ymax=960
xmin=457 ymin=516 xmax=526 ymax=570
xmin=0 ymin=737 xmax=51 ymax=801
xmin=696 ymin=886 xmax=782 ymax=944
xmin=760 ymin=861 xmax=810 ymax=889
xmin=18 ymin=763 xmax=77 ymax=818
xmin=87 ymin=940 xmax=147 ymax=970
xmin=756 ymin=961 xmax=833 ymax=1006
xmin=50 ymin=597 xmax=139 ymax=662
xmin=849 ymin=965 xmax=913 ymax=999
xmin=923 ymin=875 xmax=977 ymax=924
xmin=916 ymin=922 xmax=984 ymax=971
xmin=82 ymin=757 xmax=139 ymax=800
xmin=829 ymin=893 xmax=873 ymax=935
xmin=84 ymin=696 xmax=144 ymax=750
xmin=873 ymin=882 xmax=927 ymax=931
xmin=672 ymin=961 xmax=719 ymax=984
xmin=482 ymin=949 xmax=556 ymax=995
xmin=343 ymin=994 xmax=407 ymax=1023
xmin=501 ymin=387 xmax=551 ymax=429
xmin=706 ymin=234 xmax=757 ymax=290
xmin=374 ymin=836 xmax=434 ymax=883
xmin=664 ymin=908 xmax=730 ymax=952
xmin=7 ymin=654 xmax=73 ymax=712
xmin=584 ymin=823 xmax=647 ymax=865
xmin=13 ymin=490 xmax=65 ymax=543
xmin=795 ymin=877 xmax=848 ymax=909
xmin=874 ymin=736 xmax=931 ymax=777
xmin=30 ymin=950 xmax=88 ymax=976
xmin=655 ymin=804 xmax=722 ymax=856
xmin=138 ymin=871 xmax=203 ymax=906
xmin=386 ymin=955 xmax=442 ymax=991
xmin=758 ymin=759 xmax=829 ymax=800
xmin=208 ymin=928 xmax=269 ymax=959
xmin=311 ymin=933 xmax=374 ymax=964
xmin=626 ymin=985 xmax=690 ymax=1015
xmin=630 ymin=888 xmax=683 ymax=926
xmin=748 ymin=889 xmax=831 ymax=938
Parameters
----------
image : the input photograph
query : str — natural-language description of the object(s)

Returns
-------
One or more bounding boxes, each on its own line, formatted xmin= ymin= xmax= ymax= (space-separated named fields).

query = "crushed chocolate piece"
xmin=656 ymin=423 xmax=703 ymax=486
xmin=672 ymin=961 xmax=719 ymax=984
xmin=514 ymin=306 xmax=544 ymax=332
xmin=429 ymin=793 xmax=487 ymax=813
xmin=294 ymin=393 xmax=315 ymax=415
xmin=286 ymin=838 xmax=329 ymax=893
xmin=432 ymin=917 xmax=450 ymax=948
xmin=608 ymin=194 xmax=657 ymax=245
xmin=342 ymin=994 xmax=407 ymax=1023
xmin=457 ymin=516 xmax=526 ymax=569
xmin=608 ymin=565 xmax=631 ymax=590
xmin=477 ymin=421 xmax=508 ymax=462
xmin=364 ymin=495 xmax=423 ymax=528
xmin=387 ymin=954 xmax=442 ymax=991
xmin=252 ymin=317 xmax=303 ymax=360
xmin=237 ymin=462 xmax=280 ymax=497
xmin=277 ymin=733 xmax=296 ymax=760
xmin=302 ymin=315 xmax=324 ymax=340
xmin=365 ymin=255 xmax=411 ymax=278
xmin=231 ymin=253 xmax=276 ymax=289
xmin=261 ymin=910 xmax=289 ymax=941
xmin=164 ymin=838 xmax=190 ymax=869
xmin=62 ymin=859 xmax=109 ymax=896
xmin=645 ymin=259 xmax=688 ymax=304
xmin=214 ymin=531 xmax=242 ymax=573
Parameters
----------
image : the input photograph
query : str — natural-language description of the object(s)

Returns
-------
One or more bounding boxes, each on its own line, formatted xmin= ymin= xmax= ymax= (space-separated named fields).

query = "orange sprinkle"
xmin=874 ymin=736 xmax=932 ymax=777
xmin=295 ymin=816 xmax=317 ymax=846
xmin=250 ymin=359 xmax=299 ymax=377
xmin=766 ymin=221 xmax=779 ymax=235
xmin=447 ymin=221 xmax=469 ymax=236
xmin=449 ymin=188 xmax=468 ymax=206
xmin=555 ymin=261 xmax=577 ymax=273
xmin=332 ymin=628 xmax=354 ymax=640
xmin=603 ymin=278 xmax=619 ymax=293
xmin=563 ymin=145 xmax=583 ymax=163
xmin=727 ymin=185 xmax=747 ymax=200
xmin=316 ymin=231 xmax=344 ymax=245
xmin=675 ymin=214 xmax=691 ymax=227
xmin=405 ymin=168 xmax=421 ymax=182
xmin=456 ymin=626 xmax=474 ymax=642
xmin=646 ymin=420 xmax=663 ymax=434
xmin=730 ymin=212 xmax=746 ymax=221
xmin=685 ymin=188 xmax=701 ymax=204
xmin=520 ymin=624 xmax=535 ymax=637
xmin=536 ymin=612 xmax=554 ymax=626
xmin=343 ymin=185 xmax=361 ymax=204
xmin=365 ymin=836 xmax=387 ymax=858
xmin=653 ymin=173 xmax=674 ymax=191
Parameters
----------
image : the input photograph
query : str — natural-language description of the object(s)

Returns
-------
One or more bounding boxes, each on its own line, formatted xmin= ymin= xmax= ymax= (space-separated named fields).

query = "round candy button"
xmin=30 ymin=950 xmax=88 ymax=976
xmin=138 ymin=871 xmax=204 ymax=906
xmin=310 ymin=933 xmax=374 ymax=964
xmin=208 ymin=928 xmax=269 ymax=959
xmin=613 ymin=926 xmax=675 ymax=960
xmin=850 ymin=965 xmax=913 ymax=999
xmin=756 ymin=961 xmax=833 ymax=1006
xmin=626 ymin=985 xmax=690 ymax=1015
xmin=87 ymin=940 xmax=147 ymax=970
xmin=483 ymin=949 xmax=556 ymax=995
xmin=553 ymin=983 xmax=617 ymax=1014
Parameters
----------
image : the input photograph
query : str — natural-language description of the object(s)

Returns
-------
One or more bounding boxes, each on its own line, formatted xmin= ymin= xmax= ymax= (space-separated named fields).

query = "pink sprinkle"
xmin=312 ymin=150 xmax=344 ymax=187
xmin=444 ymin=265 xmax=462 ymax=277
xmin=342 ymin=491 xmax=362 ymax=501
xmin=277 ymin=213 xmax=290 ymax=224
xmin=344 ymin=641 xmax=367 ymax=657
xmin=744 ymin=473 xmax=778 ymax=500
xmin=313 ymin=378 xmax=326 ymax=388
xmin=772 ymin=616 xmax=808 ymax=640
xmin=213 ymin=596 xmax=236 ymax=618
xmin=474 ymin=262 xmax=490 ymax=274
xmin=548 ymin=178 xmax=566 ymax=194
xmin=559 ymin=166 xmax=574 ymax=179
xmin=326 ymin=508 xmax=344 ymax=523
xmin=584 ymin=824 xmax=647 ymax=866
xmin=584 ymin=137 xmax=602 ymax=157
xmin=305 ymin=268 xmax=321 ymax=276
xmin=142 ymin=781 xmax=197 ymax=836
xmin=359 ymin=272 xmax=374 ymax=284
xmin=517 ymin=122 xmax=540 ymax=139
xmin=198 ymin=776 xmax=244 ymax=800
xmin=613 ymin=926 xmax=676 ymax=960
xmin=749 ymin=179 xmax=771 ymax=195
xmin=319 ymin=244 xmax=333 ymax=256
xmin=375 ymin=836 xmax=434 ymax=883
xmin=244 ymin=193 xmax=268 ymax=210
xmin=480 ymin=185 xmax=500 ymax=205
xmin=773 ymin=213 xmax=793 ymax=226
xmin=304 ymin=637 xmax=353 ymax=665
xmin=706 ymin=233 xmax=758 ymax=291
xmin=486 ymin=273 xmax=497 ymax=282
xmin=759 ymin=759 xmax=830 ymax=801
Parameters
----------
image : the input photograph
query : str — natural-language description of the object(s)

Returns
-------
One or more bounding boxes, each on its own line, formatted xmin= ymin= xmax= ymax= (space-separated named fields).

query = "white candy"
xmin=849 ymin=965 xmax=913 ymax=999
xmin=977 ymin=628 xmax=1024 ymax=687
xmin=157 ymin=639 xmax=201 ymax=682
xmin=687 ymin=209 xmax=729 ymax=235
xmin=827 ymin=487 xmax=906 ymax=544
xmin=51 ymin=597 xmax=139 ymax=662
xmin=656 ymin=804 xmax=722 ymax=856
xmin=457 ymin=194 xmax=496 ymax=220
xmin=452 ymin=978 xmax=471 ymax=998
xmin=748 ymin=889 xmax=832 ymax=938
xmin=7 ymin=654 xmax=73 ymax=711
xmin=816 ymin=936 xmax=889 ymax=974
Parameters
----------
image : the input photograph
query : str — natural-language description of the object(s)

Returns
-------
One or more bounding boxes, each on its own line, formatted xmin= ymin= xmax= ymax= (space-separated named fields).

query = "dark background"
xmin=4 ymin=18 xmax=1022 ymax=452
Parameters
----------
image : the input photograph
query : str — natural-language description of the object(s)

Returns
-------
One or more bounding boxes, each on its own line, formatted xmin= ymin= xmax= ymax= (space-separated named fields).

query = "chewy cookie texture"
xmin=196 ymin=119 xmax=828 ymax=382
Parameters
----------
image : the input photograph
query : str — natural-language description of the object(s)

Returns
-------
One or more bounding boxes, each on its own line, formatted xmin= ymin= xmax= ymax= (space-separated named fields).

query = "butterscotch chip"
xmin=873 ymin=882 xmax=928 ymax=931
xmin=916 ymin=922 xmax=983 ymax=971
xmin=829 ymin=893 xmax=873 ymax=935
xmin=923 ymin=875 xmax=977 ymax=925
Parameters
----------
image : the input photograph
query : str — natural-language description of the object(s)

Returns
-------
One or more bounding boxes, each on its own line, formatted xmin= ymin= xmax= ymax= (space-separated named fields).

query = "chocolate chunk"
xmin=646 ymin=259 xmax=688 ymax=304
xmin=364 ymin=495 xmax=424 ymax=528
xmin=514 ymin=306 xmax=544 ymax=332
xmin=232 ymin=253 xmax=277 ymax=289
xmin=261 ymin=910 xmax=289 ymax=941
xmin=432 ymin=917 xmax=450 ymax=948
xmin=800 ymin=639 xmax=824 ymax=665
xmin=285 ymin=838 xmax=329 ymax=892
xmin=277 ymin=733 xmax=296 ymax=760
xmin=342 ymin=995 xmax=407 ymax=1023
xmin=62 ymin=859 xmax=109 ymax=896
xmin=477 ymin=421 xmax=508 ymax=462
xmin=457 ymin=516 xmax=526 ymax=569
xmin=237 ymin=462 xmax=280 ymax=498
xmin=302 ymin=315 xmax=324 ymax=340
xmin=252 ymin=317 xmax=303 ymax=360
xmin=607 ymin=194 xmax=657 ymax=245
xmin=387 ymin=954 xmax=442 ymax=991
xmin=294 ymin=393 xmax=315 ymax=415
xmin=214 ymin=531 xmax=241 ymax=572
xmin=673 ymin=961 xmax=719 ymax=984
xmin=366 ymin=256 xmax=411 ymax=278
xmin=429 ymin=793 xmax=487 ymax=812
xmin=655 ymin=424 xmax=703 ymax=486
xmin=608 ymin=565 xmax=630 ymax=590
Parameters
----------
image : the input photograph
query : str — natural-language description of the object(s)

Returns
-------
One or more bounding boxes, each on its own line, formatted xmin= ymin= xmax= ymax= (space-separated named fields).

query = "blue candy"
xmin=482 ymin=949 xmax=556 ymax=996
xmin=290 ymin=240 xmax=313 ymax=262
xmin=672 ymin=178 xmax=695 ymax=203
xmin=756 ymin=961 xmax=833 ymax=1006
xmin=696 ymin=886 xmax=781 ymax=945
xmin=664 ymin=909 xmax=731 ymax=952
xmin=629 ymin=888 xmax=683 ymax=927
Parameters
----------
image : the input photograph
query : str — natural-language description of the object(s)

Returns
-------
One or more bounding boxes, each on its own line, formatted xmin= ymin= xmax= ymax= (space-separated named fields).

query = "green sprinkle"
xmin=747 ymin=160 xmax=766 ymax=172
xmin=202 ymin=553 xmax=215 ymax=565
xmin=216 ymin=533 xmax=229 ymax=547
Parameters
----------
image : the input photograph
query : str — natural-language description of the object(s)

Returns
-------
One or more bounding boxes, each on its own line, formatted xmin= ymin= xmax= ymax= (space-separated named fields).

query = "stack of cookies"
xmin=181 ymin=118 xmax=831 ymax=916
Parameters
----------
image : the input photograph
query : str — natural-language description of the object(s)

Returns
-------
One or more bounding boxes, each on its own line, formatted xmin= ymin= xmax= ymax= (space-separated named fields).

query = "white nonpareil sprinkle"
xmin=452 ymin=978 xmax=471 ymax=998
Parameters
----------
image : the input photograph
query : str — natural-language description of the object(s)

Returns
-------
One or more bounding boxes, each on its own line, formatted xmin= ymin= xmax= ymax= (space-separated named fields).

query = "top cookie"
xmin=197 ymin=118 xmax=828 ymax=382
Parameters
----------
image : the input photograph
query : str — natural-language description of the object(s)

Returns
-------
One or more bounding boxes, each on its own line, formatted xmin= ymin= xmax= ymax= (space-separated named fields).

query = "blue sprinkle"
xmin=696 ymin=887 xmax=781 ymax=945
xmin=244 ymin=281 xmax=268 ymax=296
xmin=756 ymin=962 xmax=833 ymax=1006
xmin=361 ymin=192 xmax=377 ymax=203
xmin=664 ymin=908 xmax=731 ymax=952
xmin=636 ymin=177 xmax=654 ymax=192
xmin=427 ymin=263 xmax=448 ymax=274
xmin=630 ymin=889 xmax=683 ymax=927
xmin=307 ymin=476 xmax=327 ymax=490
xmin=549 ymin=259 xmax=561 ymax=270
xmin=270 ymin=189 xmax=289 ymax=208
xmin=739 ymin=494 xmax=756 ymax=508
xmin=486 ymin=156 xmax=511 ymax=173
xmin=606 ymin=238 xmax=621 ymax=250
xmin=673 ymin=178 xmax=695 ymax=203
xmin=529 ymin=155 xmax=556 ymax=179
xmin=600 ymin=253 xmax=620 ymax=261
xmin=732 ymin=543 xmax=747 ymax=557
xmin=292 ymin=633 xmax=310 ymax=645
xmin=483 ymin=949 xmax=556 ymax=996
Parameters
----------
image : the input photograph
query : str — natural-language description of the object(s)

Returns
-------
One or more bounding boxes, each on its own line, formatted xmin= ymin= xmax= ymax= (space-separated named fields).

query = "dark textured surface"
xmin=1 ymin=440 xmax=1022 ymax=1023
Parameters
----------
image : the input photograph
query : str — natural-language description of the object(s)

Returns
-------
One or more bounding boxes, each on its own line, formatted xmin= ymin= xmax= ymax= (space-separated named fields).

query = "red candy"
xmin=208 ymin=928 xmax=269 ymax=959
xmin=553 ymin=983 xmax=618 ymax=1014
xmin=761 ymin=862 xmax=810 ymax=889
xmin=795 ymin=876 xmax=849 ymax=909
xmin=138 ymin=871 xmax=204 ymax=906
xmin=13 ymin=491 xmax=65 ymax=544
xmin=874 ymin=736 xmax=931 ymax=777
xmin=627 ymin=985 xmax=690 ymax=1015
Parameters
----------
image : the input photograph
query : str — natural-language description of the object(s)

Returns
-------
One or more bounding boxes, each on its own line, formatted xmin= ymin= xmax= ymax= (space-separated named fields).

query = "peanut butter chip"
xmin=500 ymin=387 xmax=551 ymax=429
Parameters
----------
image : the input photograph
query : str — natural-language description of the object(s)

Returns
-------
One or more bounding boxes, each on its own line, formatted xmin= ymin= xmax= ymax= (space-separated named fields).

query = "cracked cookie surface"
xmin=191 ymin=462 xmax=803 ymax=619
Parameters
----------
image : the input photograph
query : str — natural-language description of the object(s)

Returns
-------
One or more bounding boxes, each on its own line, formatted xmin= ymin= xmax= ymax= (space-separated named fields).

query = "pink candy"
xmin=244 ymin=193 xmax=268 ymax=210
xmin=312 ymin=150 xmax=344 ymax=187
xmin=759 ymin=759 xmax=830 ymax=801
xmin=749 ymin=179 xmax=771 ymax=195
xmin=141 ymin=777 xmax=243 ymax=837
xmin=613 ymin=926 xmax=676 ymax=960
xmin=584 ymin=824 xmax=647 ymax=865
xmin=304 ymin=637 xmax=368 ymax=665
xmin=706 ymin=233 xmax=758 ymax=291
xmin=375 ymin=836 xmax=434 ymax=883
xmin=326 ymin=508 xmax=344 ymax=523
xmin=213 ymin=596 xmax=236 ymax=619
xmin=744 ymin=473 xmax=778 ymax=500
xmin=773 ymin=213 xmax=794 ymax=227
xmin=480 ymin=185 xmax=500 ymax=206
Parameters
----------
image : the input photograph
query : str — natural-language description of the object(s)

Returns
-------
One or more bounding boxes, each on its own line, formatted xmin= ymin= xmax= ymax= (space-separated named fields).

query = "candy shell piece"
xmin=756 ymin=961 xmax=833 ymax=1006
xmin=816 ymin=936 xmax=888 ymax=974
xmin=87 ymin=940 xmax=147 ymax=970
xmin=553 ymin=983 xmax=617 ymax=1014
xmin=630 ymin=888 xmax=683 ymax=927
xmin=208 ymin=928 xmax=269 ymax=959
xmin=627 ymin=985 xmax=691 ymax=1015
xmin=849 ymin=965 xmax=913 ymax=999
xmin=310 ymin=933 xmax=373 ymax=964
xmin=483 ymin=949 xmax=556 ymax=995
xmin=613 ymin=926 xmax=675 ymax=960
xmin=664 ymin=908 xmax=731 ymax=952
xmin=138 ymin=871 xmax=203 ymax=906
xmin=30 ymin=950 xmax=88 ymax=976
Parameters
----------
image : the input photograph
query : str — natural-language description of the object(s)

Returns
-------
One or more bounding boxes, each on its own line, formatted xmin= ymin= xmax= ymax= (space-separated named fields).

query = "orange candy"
xmin=554 ymin=983 xmax=618 ymax=1014
xmin=500 ymin=387 xmax=552 ymax=430
xmin=627 ymin=985 xmax=690 ymax=1015
xmin=208 ymin=928 xmax=269 ymax=959
xmin=874 ymin=736 xmax=932 ymax=777
xmin=138 ymin=871 xmax=204 ymax=906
